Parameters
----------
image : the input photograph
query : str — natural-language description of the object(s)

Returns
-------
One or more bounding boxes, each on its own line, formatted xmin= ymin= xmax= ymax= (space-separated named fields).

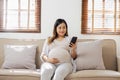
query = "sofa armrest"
xmin=117 ymin=56 xmax=120 ymax=72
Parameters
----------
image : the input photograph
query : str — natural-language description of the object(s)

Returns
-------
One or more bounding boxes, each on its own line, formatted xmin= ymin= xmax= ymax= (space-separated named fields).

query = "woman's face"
xmin=56 ymin=23 xmax=67 ymax=37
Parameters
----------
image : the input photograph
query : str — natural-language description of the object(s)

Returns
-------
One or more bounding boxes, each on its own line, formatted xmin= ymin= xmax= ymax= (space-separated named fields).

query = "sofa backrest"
xmin=0 ymin=38 xmax=117 ymax=71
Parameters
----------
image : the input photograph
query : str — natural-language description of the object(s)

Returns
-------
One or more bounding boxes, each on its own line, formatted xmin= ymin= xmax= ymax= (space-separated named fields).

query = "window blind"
xmin=0 ymin=0 xmax=40 ymax=33
xmin=81 ymin=0 xmax=120 ymax=35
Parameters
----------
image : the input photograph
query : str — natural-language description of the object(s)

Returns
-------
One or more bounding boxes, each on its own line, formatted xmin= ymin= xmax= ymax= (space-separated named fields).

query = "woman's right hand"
xmin=47 ymin=58 xmax=59 ymax=64
xmin=43 ymin=55 xmax=59 ymax=64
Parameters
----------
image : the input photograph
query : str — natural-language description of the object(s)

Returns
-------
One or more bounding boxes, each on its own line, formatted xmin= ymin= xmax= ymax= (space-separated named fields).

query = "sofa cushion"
xmin=75 ymin=40 xmax=105 ymax=71
xmin=0 ymin=69 xmax=40 ymax=80
xmin=0 ymin=69 xmax=40 ymax=77
xmin=2 ymin=45 xmax=37 ymax=69
xmin=65 ymin=70 xmax=120 ymax=80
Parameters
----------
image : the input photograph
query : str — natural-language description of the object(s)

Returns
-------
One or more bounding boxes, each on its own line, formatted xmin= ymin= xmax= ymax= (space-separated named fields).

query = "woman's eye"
xmin=58 ymin=27 xmax=61 ymax=29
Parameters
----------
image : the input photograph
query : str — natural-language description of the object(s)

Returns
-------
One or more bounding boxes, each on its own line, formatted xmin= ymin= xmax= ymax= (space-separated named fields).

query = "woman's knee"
xmin=55 ymin=63 xmax=72 ymax=75
xmin=41 ymin=62 xmax=56 ymax=74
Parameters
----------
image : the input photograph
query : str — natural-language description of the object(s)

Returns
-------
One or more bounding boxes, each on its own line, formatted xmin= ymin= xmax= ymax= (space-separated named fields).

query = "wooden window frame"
xmin=0 ymin=0 xmax=41 ymax=33
xmin=81 ymin=0 xmax=120 ymax=35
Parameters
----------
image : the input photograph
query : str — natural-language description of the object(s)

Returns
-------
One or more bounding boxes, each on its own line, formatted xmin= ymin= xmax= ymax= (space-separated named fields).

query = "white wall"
xmin=0 ymin=0 xmax=120 ymax=55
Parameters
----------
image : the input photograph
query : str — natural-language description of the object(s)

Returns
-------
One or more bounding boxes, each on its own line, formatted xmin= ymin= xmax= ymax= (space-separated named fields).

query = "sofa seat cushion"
xmin=66 ymin=70 xmax=120 ymax=80
xmin=0 ymin=69 xmax=40 ymax=77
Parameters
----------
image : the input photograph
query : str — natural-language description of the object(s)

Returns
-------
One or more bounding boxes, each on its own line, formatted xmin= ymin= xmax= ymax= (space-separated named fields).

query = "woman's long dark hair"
xmin=48 ymin=18 xmax=68 ymax=44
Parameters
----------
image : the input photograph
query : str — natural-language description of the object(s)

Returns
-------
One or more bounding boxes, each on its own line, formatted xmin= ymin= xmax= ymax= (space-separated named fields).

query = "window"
xmin=0 ymin=0 xmax=41 ymax=33
xmin=81 ymin=0 xmax=120 ymax=35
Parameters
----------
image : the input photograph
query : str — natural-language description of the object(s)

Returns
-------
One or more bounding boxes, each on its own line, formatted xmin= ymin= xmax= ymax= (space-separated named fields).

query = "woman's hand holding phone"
xmin=69 ymin=36 xmax=77 ymax=47
xmin=69 ymin=36 xmax=77 ymax=59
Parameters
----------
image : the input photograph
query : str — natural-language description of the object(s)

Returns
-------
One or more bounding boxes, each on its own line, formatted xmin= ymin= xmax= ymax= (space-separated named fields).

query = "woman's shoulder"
xmin=44 ymin=36 xmax=54 ymax=45
xmin=45 ymin=36 xmax=52 ymax=41
xmin=44 ymin=37 xmax=50 ymax=44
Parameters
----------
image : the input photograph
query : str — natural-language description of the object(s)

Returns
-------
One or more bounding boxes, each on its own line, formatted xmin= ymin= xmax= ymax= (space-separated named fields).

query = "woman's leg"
xmin=53 ymin=63 xmax=72 ymax=80
xmin=41 ymin=62 xmax=56 ymax=80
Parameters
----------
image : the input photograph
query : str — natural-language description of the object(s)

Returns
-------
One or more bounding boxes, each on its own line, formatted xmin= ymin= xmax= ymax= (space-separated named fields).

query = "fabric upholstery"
xmin=2 ymin=45 xmax=37 ymax=69
xmin=77 ymin=39 xmax=117 ymax=71
xmin=75 ymin=40 xmax=105 ymax=70
xmin=0 ymin=39 xmax=45 ymax=69
xmin=66 ymin=70 xmax=120 ymax=78
xmin=0 ymin=38 xmax=119 ymax=80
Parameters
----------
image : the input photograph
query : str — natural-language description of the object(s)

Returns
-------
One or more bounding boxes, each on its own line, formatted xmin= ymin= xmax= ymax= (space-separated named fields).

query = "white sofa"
xmin=0 ymin=38 xmax=120 ymax=80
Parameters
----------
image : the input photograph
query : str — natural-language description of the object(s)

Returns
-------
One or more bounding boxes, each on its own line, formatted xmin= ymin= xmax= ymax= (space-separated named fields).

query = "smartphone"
xmin=69 ymin=36 xmax=77 ymax=47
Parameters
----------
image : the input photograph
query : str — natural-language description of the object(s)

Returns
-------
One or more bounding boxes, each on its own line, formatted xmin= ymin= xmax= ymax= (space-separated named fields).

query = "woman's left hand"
xmin=69 ymin=43 xmax=77 ymax=59
xmin=69 ymin=43 xmax=77 ymax=50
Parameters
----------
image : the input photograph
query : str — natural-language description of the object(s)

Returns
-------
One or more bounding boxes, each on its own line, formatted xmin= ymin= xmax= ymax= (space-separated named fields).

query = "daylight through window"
xmin=81 ymin=0 xmax=120 ymax=34
xmin=0 ymin=0 xmax=40 ymax=32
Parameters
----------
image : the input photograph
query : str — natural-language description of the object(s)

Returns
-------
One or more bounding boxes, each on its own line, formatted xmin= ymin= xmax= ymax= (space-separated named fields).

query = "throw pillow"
xmin=2 ymin=45 xmax=37 ymax=70
xmin=48 ymin=47 xmax=71 ymax=64
xmin=75 ymin=40 xmax=105 ymax=71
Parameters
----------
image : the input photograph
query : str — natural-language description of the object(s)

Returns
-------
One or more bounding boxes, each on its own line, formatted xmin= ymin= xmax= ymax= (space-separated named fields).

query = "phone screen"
xmin=69 ymin=36 xmax=77 ymax=47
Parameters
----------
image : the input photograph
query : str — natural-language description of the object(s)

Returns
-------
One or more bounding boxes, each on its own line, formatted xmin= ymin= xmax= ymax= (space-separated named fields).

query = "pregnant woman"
xmin=40 ymin=18 xmax=77 ymax=80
